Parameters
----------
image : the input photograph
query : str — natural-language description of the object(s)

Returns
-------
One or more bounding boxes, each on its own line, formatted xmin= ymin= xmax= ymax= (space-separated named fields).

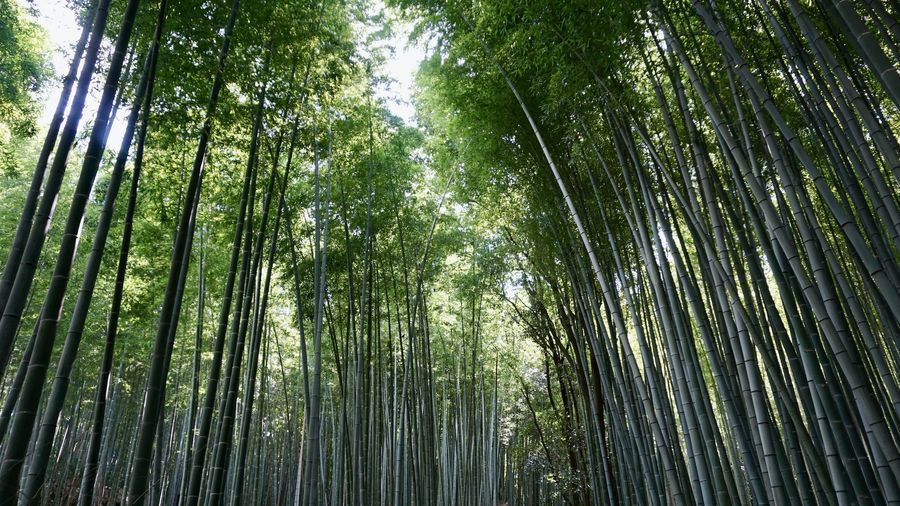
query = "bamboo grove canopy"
xmin=0 ymin=0 xmax=898 ymax=503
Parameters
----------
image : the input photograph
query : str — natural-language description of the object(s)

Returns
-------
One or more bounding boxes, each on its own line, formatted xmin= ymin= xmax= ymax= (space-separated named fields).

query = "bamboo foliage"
xmin=406 ymin=0 xmax=900 ymax=503
xmin=0 ymin=0 xmax=898 ymax=504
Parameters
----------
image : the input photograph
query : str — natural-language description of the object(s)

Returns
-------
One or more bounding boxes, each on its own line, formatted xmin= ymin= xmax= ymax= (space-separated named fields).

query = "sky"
xmin=28 ymin=0 xmax=84 ymax=124
xmin=372 ymin=12 xmax=428 ymax=125
xmin=24 ymin=0 xmax=427 ymax=144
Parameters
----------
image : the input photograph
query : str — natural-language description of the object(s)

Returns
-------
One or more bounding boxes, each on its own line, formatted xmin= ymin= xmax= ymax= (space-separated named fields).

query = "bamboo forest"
xmin=1 ymin=0 xmax=900 ymax=503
